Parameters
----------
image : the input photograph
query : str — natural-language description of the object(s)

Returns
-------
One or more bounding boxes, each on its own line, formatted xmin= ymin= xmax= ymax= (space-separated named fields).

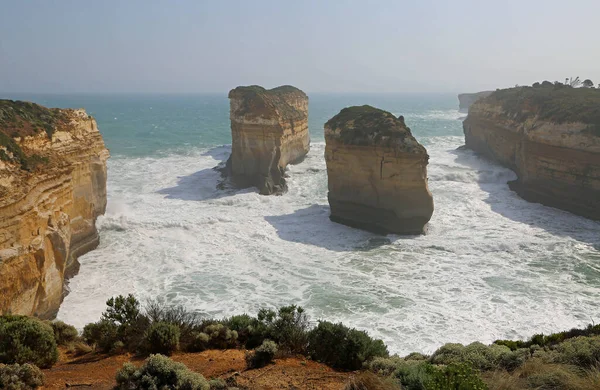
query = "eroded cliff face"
xmin=0 ymin=100 xmax=109 ymax=318
xmin=463 ymin=88 xmax=600 ymax=220
xmin=458 ymin=91 xmax=493 ymax=113
xmin=227 ymin=85 xmax=309 ymax=195
xmin=325 ymin=106 xmax=434 ymax=234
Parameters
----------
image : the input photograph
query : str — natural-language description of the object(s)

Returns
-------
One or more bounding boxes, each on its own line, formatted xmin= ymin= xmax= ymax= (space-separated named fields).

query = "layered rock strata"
xmin=463 ymin=86 xmax=600 ymax=220
xmin=324 ymin=105 xmax=434 ymax=234
xmin=0 ymin=100 xmax=109 ymax=318
xmin=226 ymin=85 xmax=309 ymax=195
xmin=458 ymin=91 xmax=493 ymax=112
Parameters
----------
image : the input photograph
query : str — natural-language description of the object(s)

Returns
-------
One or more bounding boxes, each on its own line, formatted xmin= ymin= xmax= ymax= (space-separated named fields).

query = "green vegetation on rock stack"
xmin=485 ymin=85 xmax=600 ymax=133
xmin=227 ymin=84 xmax=307 ymax=120
xmin=0 ymin=100 xmax=63 ymax=170
xmin=325 ymin=105 xmax=422 ymax=150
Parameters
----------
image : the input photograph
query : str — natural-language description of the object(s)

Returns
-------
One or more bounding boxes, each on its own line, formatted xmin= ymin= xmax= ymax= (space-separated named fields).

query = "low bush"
xmin=553 ymin=335 xmax=600 ymax=368
xmin=246 ymin=340 xmax=277 ymax=369
xmin=82 ymin=319 xmax=119 ymax=353
xmin=425 ymin=363 xmax=487 ymax=390
xmin=343 ymin=371 xmax=401 ymax=390
xmin=0 ymin=315 xmax=58 ymax=368
xmin=307 ymin=321 xmax=388 ymax=370
xmin=208 ymin=378 xmax=226 ymax=389
xmin=0 ymin=363 xmax=45 ymax=390
xmin=48 ymin=321 xmax=78 ymax=346
xmin=392 ymin=360 xmax=433 ymax=390
xmin=115 ymin=354 xmax=209 ymax=390
xmin=69 ymin=342 xmax=93 ymax=357
xmin=144 ymin=322 xmax=180 ymax=355
xmin=430 ymin=341 xmax=524 ymax=371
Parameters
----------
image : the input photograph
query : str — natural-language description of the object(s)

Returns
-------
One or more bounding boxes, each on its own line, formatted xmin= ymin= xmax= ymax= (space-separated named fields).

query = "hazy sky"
xmin=1 ymin=0 xmax=599 ymax=94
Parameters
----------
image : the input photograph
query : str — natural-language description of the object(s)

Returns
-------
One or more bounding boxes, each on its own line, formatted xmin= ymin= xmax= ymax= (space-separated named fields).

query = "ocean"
xmin=7 ymin=92 xmax=600 ymax=356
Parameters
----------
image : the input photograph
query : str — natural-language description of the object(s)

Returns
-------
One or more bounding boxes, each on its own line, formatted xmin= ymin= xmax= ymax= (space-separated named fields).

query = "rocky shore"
xmin=463 ymin=86 xmax=600 ymax=220
xmin=0 ymin=100 xmax=109 ymax=318
xmin=324 ymin=105 xmax=434 ymax=234
xmin=226 ymin=85 xmax=309 ymax=195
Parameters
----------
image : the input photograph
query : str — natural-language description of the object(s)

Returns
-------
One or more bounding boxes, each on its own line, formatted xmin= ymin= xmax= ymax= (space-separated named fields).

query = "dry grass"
xmin=343 ymin=372 xmax=401 ymax=390
xmin=483 ymin=359 xmax=600 ymax=390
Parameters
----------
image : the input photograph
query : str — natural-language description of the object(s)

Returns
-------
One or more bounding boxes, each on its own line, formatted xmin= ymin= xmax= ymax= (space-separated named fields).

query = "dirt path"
xmin=42 ymin=349 xmax=352 ymax=389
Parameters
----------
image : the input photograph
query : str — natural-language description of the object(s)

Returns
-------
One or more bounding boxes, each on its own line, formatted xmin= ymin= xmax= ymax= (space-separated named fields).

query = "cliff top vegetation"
xmin=0 ymin=100 xmax=62 ymax=170
xmin=325 ymin=105 xmax=424 ymax=152
xmin=228 ymin=85 xmax=307 ymax=120
xmin=484 ymin=84 xmax=600 ymax=134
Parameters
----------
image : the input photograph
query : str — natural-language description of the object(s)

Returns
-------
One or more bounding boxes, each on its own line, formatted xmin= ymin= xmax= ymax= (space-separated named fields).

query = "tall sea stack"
xmin=227 ymin=85 xmax=309 ymax=195
xmin=324 ymin=105 xmax=434 ymax=234
xmin=0 ymin=100 xmax=109 ymax=318
xmin=463 ymin=85 xmax=600 ymax=220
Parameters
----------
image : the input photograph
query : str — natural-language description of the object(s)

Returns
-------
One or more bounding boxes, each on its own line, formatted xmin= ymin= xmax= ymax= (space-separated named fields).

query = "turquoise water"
xmin=5 ymin=92 xmax=600 ymax=355
xmin=8 ymin=93 xmax=462 ymax=156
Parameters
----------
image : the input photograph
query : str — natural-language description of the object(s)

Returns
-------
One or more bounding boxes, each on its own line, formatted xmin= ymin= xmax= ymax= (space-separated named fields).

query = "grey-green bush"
xmin=82 ymin=319 xmax=119 ymax=353
xmin=307 ymin=321 xmax=388 ymax=370
xmin=246 ymin=340 xmax=278 ymax=369
xmin=0 ymin=363 xmax=45 ymax=390
xmin=49 ymin=321 xmax=78 ymax=346
xmin=208 ymin=378 xmax=226 ymax=389
xmin=115 ymin=354 xmax=209 ymax=390
xmin=145 ymin=322 xmax=180 ymax=355
xmin=553 ymin=335 xmax=600 ymax=367
xmin=430 ymin=341 xmax=516 ymax=371
xmin=0 ymin=316 xmax=58 ymax=368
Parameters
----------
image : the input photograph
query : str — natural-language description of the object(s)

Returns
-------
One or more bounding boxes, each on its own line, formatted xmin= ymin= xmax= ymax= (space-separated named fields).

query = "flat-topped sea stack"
xmin=324 ymin=105 xmax=434 ymax=234
xmin=458 ymin=91 xmax=493 ymax=112
xmin=463 ymin=85 xmax=600 ymax=220
xmin=0 ymin=100 xmax=109 ymax=318
xmin=227 ymin=85 xmax=309 ymax=195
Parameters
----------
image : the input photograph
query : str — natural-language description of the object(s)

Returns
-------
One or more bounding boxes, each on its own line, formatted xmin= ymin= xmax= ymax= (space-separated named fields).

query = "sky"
xmin=1 ymin=0 xmax=599 ymax=94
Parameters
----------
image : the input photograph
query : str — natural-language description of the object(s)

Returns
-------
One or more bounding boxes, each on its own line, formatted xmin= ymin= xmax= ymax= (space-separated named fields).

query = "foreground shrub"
xmin=430 ymin=341 xmax=521 ymax=371
xmin=145 ymin=322 xmax=180 ymax=355
xmin=49 ymin=321 xmax=78 ymax=346
xmin=0 ymin=316 xmax=58 ymax=368
xmin=307 ymin=321 xmax=388 ymax=370
xmin=343 ymin=371 xmax=401 ymax=390
xmin=553 ymin=335 xmax=600 ymax=367
xmin=425 ymin=363 xmax=487 ymax=390
xmin=246 ymin=340 xmax=277 ymax=369
xmin=0 ymin=363 xmax=45 ymax=390
xmin=115 ymin=354 xmax=209 ymax=390
xmin=208 ymin=378 xmax=226 ymax=389
xmin=186 ymin=323 xmax=238 ymax=352
xmin=83 ymin=295 xmax=150 ymax=353
xmin=82 ymin=319 xmax=119 ymax=353
xmin=223 ymin=305 xmax=309 ymax=353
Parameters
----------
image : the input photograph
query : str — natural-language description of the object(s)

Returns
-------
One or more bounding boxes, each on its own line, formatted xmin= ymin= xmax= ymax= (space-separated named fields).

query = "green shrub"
xmin=115 ymin=354 xmax=209 ymax=390
xmin=499 ymin=348 xmax=530 ymax=371
xmin=49 ymin=321 xmax=78 ymax=346
xmin=208 ymin=378 xmax=226 ymax=389
xmin=365 ymin=355 xmax=405 ymax=376
xmin=392 ymin=361 xmax=433 ymax=390
xmin=82 ymin=319 xmax=119 ymax=353
xmin=145 ymin=300 xmax=200 ymax=348
xmin=145 ymin=322 xmax=180 ymax=355
xmin=307 ymin=321 xmax=388 ymax=370
xmin=0 ymin=363 xmax=45 ymax=390
xmin=260 ymin=305 xmax=309 ymax=354
xmin=553 ymin=335 xmax=600 ymax=367
xmin=430 ymin=342 xmax=517 ymax=371
xmin=0 ymin=316 xmax=58 ymax=368
xmin=246 ymin=340 xmax=278 ymax=369
xmin=424 ymin=363 xmax=487 ymax=390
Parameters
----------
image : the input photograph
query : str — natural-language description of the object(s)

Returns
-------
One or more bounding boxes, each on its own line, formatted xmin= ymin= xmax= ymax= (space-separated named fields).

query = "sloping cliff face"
xmin=0 ymin=100 xmax=109 ymax=318
xmin=458 ymin=91 xmax=493 ymax=112
xmin=227 ymin=85 xmax=309 ymax=195
xmin=463 ymin=86 xmax=600 ymax=220
xmin=324 ymin=106 xmax=434 ymax=234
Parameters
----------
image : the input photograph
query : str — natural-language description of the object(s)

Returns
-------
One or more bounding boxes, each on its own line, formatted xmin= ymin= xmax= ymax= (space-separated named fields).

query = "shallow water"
xmin=9 ymin=93 xmax=599 ymax=355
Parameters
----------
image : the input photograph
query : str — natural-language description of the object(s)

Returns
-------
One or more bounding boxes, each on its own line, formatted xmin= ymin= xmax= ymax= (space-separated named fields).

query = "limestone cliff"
xmin=458 ymin=91 xmax=493 ymax=112
xmin=324 ymin=105 xmax=434 ymax=234
xmin=463 ymin=86 xmax=600 ymax=220
xmin=0 ymin=100 xmax=109 ymax=318
xmin=226 ymin=85 xmax=309 ymax=195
